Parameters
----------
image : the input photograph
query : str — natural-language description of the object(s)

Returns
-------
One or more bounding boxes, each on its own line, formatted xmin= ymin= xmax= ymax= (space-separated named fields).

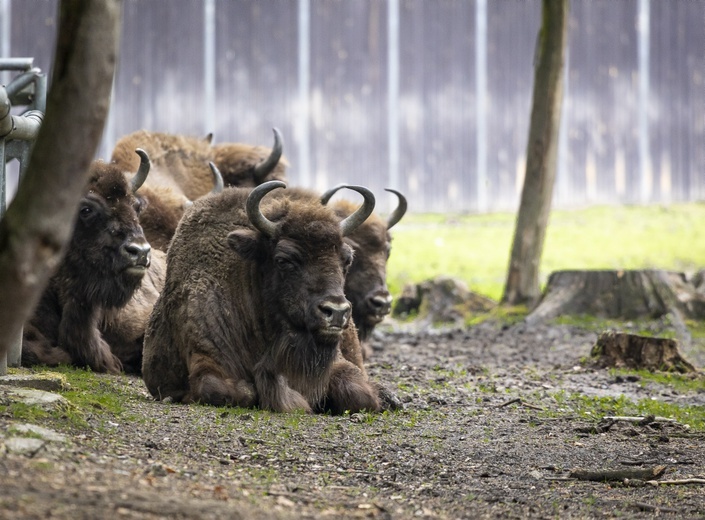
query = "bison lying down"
xmin=110 ymin=129 xmax=284 ymax=250
xmin=142 ymin=181 xmax=383 ymax=414
xmin=22 ymin=155 xmax=154 ymax=374
xmin=322 ymin=186 xmax=407 ymax=359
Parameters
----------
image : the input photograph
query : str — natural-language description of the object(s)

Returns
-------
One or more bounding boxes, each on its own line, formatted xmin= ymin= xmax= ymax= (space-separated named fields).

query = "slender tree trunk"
xmin=502 ymin=0 xmax=569 ymax=307
xmin=0 ymin=0 xmax=122 ymax=358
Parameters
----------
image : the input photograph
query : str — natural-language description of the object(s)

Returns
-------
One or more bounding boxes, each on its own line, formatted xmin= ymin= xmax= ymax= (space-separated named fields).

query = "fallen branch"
xmin=646 ymin=478 xmax=705 ymax=486
xmin=603 ymin=415 xmax=677 ymax=424
xmin=569 ymin=466 xmax=666 ymax=482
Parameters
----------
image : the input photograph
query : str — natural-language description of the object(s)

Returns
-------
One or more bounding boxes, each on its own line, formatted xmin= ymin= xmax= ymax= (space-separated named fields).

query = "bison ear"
xmin=227 ymin=228 xmax=260 ymax=260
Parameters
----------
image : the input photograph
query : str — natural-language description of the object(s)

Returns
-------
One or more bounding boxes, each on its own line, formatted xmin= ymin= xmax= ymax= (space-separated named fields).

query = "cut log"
xmin=591 ymin=331 xmax=697 ymax=373
xmin=527 ymin=269 xmax=705 ymax=324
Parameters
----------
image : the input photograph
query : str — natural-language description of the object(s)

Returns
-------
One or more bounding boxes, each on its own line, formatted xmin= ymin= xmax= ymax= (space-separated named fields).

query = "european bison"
xmin=22 ymin=154 xmax=153 ymax=374
xmin=211 ymin=127 xmax=288 ymax=187
xmin=110 ymin=129 xmax=283 ymax=250
xmin=142 ymin=181 xmax=383 ymax=414
xmin=321 ymin=186 xmax=408 ymax=359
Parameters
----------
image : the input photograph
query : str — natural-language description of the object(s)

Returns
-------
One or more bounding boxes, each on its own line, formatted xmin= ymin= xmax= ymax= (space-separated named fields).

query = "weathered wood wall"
xmin=4 ymin=0 xmax=703 ymax=214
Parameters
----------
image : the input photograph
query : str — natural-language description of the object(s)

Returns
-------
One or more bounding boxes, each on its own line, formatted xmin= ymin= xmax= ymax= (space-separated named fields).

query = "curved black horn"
xmin=384 ymin=189 xmax=408 ymax=230
xmin=339 ymin=185 xmax=376 ymax=237
xmin=130 ymin=148 xmax=150 ymax=193
xmin=246 ymin=180 xmax=286 ymax=238
xmin=252 ymin=127 xmax=283 ymax=183
xmin=320 ymin=184 xmax=346 ymax=205
xmin=208 ymin=162 xmax=224 ymax=194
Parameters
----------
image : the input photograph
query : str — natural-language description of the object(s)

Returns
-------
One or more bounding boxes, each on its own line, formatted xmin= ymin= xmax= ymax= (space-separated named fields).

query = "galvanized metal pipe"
xmin=5 ymin=68 xmax=42 ymax=98
xmin=0 ymin=57 xmax=34 ymax=71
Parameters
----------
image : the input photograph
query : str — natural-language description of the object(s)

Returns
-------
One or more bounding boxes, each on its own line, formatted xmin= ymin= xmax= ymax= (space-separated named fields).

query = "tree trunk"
xmin=502 ymin=0 xmax=569 ymax=307
xmin=527 ymin=269 xmax=705 ymax=324
xmin=0 ymin=0 xmax=122 ymax=359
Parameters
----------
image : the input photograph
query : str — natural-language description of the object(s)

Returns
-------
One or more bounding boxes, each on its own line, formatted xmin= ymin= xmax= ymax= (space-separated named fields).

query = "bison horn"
xmin=384 ymin=189 xmax=408 ymax=230
xmin=130 ymin=148 xmax=151 ymax=193
xmin=208 ymin=162 xmax=224 ymax=194
xmin=339 ymin=185 xmax=375 ymax=237
xmin=320 ymin=184 xmax=346 ymax=205
xmin=246 ymin=180 xmax=286 ymax=237
xmin=252 ymin=127 xmax=283 ymax=184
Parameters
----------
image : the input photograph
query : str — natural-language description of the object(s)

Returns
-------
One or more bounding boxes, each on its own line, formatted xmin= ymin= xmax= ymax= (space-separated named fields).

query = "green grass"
xmin=388 ymin=203 xmax=705 ymax=301
xmin=548 ymin=390 xmax=705 ymax=430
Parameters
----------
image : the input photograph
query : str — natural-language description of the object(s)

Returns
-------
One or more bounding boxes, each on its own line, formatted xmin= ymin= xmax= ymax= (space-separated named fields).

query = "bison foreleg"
xmin=59 ymin=303 xmax=123 ymax=374
xmin=185 ymin=353 xmax=256 ymax=408
xmin=321 ymin=360 xmax=381 ymax=415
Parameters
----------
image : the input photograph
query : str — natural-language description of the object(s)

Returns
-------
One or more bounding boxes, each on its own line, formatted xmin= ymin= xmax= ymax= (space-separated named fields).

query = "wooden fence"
xmin=3 ymin=0 xmax=703 ymax=214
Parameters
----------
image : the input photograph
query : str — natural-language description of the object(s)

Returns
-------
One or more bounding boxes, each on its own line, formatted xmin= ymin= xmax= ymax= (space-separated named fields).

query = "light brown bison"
xmin=111 ymin=129 xmax=283 ymax=249
xmin=321 ymin=187 xmax=408 ymax=360
xmin=22 ymin=155 xmax=153 ymax=374
xmin=142 ymin=181 xmax=382 ymax=414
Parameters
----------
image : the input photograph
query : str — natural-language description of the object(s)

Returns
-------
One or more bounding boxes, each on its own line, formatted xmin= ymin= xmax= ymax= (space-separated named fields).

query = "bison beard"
xmin=142 ymin=182 xmax=382 ymax=414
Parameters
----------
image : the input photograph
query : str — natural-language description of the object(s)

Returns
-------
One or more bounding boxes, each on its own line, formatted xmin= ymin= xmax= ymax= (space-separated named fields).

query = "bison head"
xmin=211 ymin=128 xmax=288 ymax=188
xmin=227 ymin=181 xmax=375 ymax=345
xmin=63 ymin=150 xmax=152 ymax=308
xmin=322 ymin=187 xmax=408 ymax=342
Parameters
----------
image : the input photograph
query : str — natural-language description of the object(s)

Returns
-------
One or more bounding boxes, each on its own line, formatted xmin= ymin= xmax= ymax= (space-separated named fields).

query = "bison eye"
xmin=275 ymin=257 xmax=296 ymax=271
xmin=79 ymin=205 xmax=94 ymax=220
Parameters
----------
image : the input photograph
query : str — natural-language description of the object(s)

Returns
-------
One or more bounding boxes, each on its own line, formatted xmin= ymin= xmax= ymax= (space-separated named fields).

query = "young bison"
xmin=22 ymin=154 xmax=153 ymax=373
xmin=142 ymin=181 xmax=382 ymax=414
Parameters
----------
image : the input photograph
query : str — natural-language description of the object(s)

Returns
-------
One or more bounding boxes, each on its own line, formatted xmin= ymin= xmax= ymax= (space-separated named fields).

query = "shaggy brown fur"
xmin=22 ymin=162 xmax=152 ymax=374
xmin=142 ymin=185 xmax=380 ymax=414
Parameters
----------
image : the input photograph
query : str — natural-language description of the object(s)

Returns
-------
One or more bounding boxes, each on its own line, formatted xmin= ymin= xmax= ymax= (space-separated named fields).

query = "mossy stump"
xmin=393 ymin=276 xmax=496 ymax=325
xmin=527 ymin=269 xmax=705 ymax=324
xmin=591 ymin=331 xmax=697 ymax=373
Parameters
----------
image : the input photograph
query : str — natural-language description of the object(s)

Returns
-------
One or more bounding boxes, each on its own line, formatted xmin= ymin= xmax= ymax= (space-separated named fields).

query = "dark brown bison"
xmin=111 ymin=129 xmax=282 ymax=249
xmin=22 ymin=154 xmax=153 ymax=374
xmin=142 ymin=181 xmax=382 ymax=414
xmin=322 ymin=187 xmax=407 ymax=359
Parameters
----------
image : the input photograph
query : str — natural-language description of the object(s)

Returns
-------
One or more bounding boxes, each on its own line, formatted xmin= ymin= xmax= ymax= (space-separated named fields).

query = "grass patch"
xmin=610 ymin=368 xmax=705 ymax=393
xmin=388 ymin=203 xmax=705 ymax=300
xmin=548 ymin=390 xmax=705 ymax=430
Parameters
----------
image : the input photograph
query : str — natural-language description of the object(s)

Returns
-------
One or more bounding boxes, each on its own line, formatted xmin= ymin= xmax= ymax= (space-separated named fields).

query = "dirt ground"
xmin=1 ymin=317 xmax=704 ymax=519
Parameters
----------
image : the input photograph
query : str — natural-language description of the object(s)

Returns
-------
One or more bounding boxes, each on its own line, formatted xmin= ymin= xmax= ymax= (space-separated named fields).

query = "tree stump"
xmin=526 ymin=269 xmax=705 ymax=324
xmin=591 ymin=331 xmax=697 ymax=373
xmin=392 ymin=276 xmax=496 ymax=325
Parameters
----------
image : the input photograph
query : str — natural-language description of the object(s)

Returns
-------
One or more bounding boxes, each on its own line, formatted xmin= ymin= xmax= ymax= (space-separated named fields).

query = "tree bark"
xmin=502 ymin=0 xmax=569 ymax=307
xmin=0 ymin=0 xmax=122 ymax=359
xmin=591 ymin=331 xmax=696 ymax=373
xmin=527 ymin=269 xmax=705 ymax=324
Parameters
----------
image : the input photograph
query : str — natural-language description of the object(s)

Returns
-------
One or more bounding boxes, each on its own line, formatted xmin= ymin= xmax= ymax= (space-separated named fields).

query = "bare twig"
xmin=603 ymin=415 xmax=677 ymax=424
xmin=496 ymin=397 xmax=521 ymax=408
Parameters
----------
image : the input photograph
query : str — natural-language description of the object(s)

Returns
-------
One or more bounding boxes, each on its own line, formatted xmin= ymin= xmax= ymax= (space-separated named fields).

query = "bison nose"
xmin=121 ymin=241 xmax=152 ymax=268
xmin=368 ymin=292 xmax=393 ymax=315
xmin=318 ymin=300 xmax=351 ymax=329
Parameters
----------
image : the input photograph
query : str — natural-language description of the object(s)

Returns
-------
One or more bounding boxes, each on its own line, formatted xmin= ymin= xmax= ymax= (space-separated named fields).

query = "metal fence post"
xmin=0 ymin=58 xmax=46 ymax=375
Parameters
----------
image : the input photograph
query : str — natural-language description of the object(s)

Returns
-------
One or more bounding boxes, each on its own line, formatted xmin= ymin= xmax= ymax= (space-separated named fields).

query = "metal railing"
xmin=0 ymin=57 xmax=45 ymax=375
